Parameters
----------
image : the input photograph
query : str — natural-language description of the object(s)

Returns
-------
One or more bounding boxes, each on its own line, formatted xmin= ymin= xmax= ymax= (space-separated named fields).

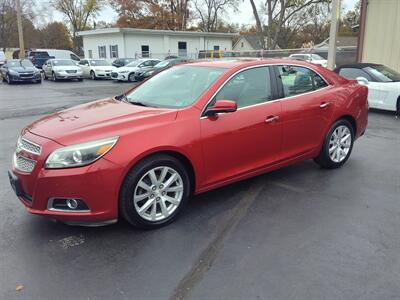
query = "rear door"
xmin=200 ymin=66 xmax=282 ymax=187
xmin=275 ymin=65 xmax=334 ymax=160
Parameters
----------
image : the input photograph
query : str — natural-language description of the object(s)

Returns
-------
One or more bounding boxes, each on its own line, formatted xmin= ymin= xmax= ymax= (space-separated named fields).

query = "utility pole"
xmin=327 ymin=0 xmax=341 ymax=70
xmin=16 ymin=0 xmax=25 ymax=59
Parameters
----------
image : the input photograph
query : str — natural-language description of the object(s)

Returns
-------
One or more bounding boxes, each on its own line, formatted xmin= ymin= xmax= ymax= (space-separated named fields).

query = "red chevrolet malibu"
xmin=8 ymin=59 xmax=368 ymax=228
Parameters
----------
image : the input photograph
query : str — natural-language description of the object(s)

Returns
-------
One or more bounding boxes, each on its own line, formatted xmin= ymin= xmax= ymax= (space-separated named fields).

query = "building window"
xmin=141 ymin=45 xmax=149 ymax=58
xmin=110 ymin=45 xmax=118 ymax=58
xmin=178 ymin=41 xmax=187 ymax=57
xmin=241 ymin=42 xmax=244 ymax=48
xmin=88 ymin=50 xmax=93 ymax=59
xmin=213 ymin=45 xmax=220 ymax=51
xmin=98 ymin=46 xmax=106 ymax=58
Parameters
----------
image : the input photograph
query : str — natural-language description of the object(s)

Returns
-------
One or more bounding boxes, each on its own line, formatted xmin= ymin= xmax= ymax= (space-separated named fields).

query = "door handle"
xmin=265 ymin=115 xmax=280 ymax=124
xmin=320 ymin=102 xmax=331 ymax=109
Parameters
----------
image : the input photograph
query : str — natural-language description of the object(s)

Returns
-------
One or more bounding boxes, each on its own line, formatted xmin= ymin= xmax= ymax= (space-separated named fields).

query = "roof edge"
xmin=77 ymin=28 xmax=239 ymax=37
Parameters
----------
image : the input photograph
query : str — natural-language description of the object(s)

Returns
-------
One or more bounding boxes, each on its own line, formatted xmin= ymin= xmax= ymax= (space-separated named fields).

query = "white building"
xmin=77 ymin=28 xmax=238 ymax=60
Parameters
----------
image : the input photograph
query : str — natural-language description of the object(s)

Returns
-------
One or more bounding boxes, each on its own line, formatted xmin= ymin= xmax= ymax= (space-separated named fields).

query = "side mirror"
xmin=356 ymin=76 xmax=369 ymax=85
xmin=205 ymin=100 xmax=237 ymax=116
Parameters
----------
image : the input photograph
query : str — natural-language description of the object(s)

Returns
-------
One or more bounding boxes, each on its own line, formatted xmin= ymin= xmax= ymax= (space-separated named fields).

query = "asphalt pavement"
xmin=0 ymin=79 xmax=399 ymax=300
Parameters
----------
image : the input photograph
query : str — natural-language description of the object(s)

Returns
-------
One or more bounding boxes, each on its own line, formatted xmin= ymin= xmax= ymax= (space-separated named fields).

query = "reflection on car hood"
xmin=10 ymin=66 xmax=36 ymax=73
xmin=93 ymin=66 xmax=115 ymax=71
xmin=53 ymin=66 xmax=82 ymax=71
xmin=26 ymin=98 xmax=177 ymax=145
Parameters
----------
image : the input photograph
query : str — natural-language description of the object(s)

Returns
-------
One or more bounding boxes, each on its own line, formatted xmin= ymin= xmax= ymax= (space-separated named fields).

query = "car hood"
xmin=93 ymin=66 xmax=115 ymax=71
xmin=10 ymin=66 xmax=36 ymax=72
xmin=26 ymin=98 xmax=177 ymax=145
xmin=117 ymin=66 xmax=140 ymax=72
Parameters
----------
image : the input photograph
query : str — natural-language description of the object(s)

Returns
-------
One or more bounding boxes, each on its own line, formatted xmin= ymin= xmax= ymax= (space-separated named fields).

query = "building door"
xmin=141 ymin=45 xmax=149 ymax=58
xmin=178 ymin=42 xmax=187 ymax=57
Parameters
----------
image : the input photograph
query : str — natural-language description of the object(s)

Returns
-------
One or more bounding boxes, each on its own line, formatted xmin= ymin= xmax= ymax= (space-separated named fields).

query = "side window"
xmin=70 ymin=53 xmax=80 ymax=61
xmin=339 ymin=68 xmax=372 ymax=81
xmin=278 ymin=65 xmax=327 ymax=97
xmin=79 ymin=60 xmax=87 ymax=66
xmin=214 ymin=67 xmax=273 ymax=108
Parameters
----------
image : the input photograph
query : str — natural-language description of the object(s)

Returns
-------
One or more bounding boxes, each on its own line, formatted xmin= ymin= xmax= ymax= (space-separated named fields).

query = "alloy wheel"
xmin=129 ymin=73 xmax=135 ymax=82
xmin=329 ymin=125 xmax=352 ymax=163
xmin=133 ymin=166 xmax=183 ymax=222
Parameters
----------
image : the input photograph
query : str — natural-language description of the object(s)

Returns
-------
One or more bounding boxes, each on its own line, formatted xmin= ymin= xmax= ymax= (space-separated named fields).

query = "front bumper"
xmin=54 ymin=72 xmax=83 ymax=80
xmin=9 ymin=131 xmax=124 ymax=225
xmin=9 ymin=73 xmax=41 ymax=81
xmin=111 ymin=72 xmax=130 ymax=81
xmin=95 ymin=71 xmax=113 ymax=79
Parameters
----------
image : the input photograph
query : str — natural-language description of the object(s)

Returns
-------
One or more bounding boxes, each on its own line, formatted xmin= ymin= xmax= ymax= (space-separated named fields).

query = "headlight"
xmin=45 ymin=137 xmax=118 ymax=169
xmin=9 ymin=70 xmax=18 ymax=75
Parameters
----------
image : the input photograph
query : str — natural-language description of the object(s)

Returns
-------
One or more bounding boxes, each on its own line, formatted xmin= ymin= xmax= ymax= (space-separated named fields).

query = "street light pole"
xmin=16 ymin=0 xmax=25 ymax=59
xmin=327 ymin=0 xmax=341 ymax=70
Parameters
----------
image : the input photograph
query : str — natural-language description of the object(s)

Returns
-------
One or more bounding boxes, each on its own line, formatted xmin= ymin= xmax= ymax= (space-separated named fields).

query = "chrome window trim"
xmin=20 ymin=137 xmax=42 ymax=155
xmin=47 ymin=197 xmax=91 ymax=213
xmin=200 ymin=63 xmax=330 ymax=119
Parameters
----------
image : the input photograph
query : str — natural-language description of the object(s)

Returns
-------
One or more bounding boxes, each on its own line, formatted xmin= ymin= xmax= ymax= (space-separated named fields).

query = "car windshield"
xmin=52 ymin=60 xmax=75 ymax=66
xmin=365 ymin=65 xmax=400 ymax=82
xmin=89 ymin=60 xmax=111 ymax=66
xmin=155 ymin=60 xmax=171 ymax=68
xmin=8 ymin=60 xmax=34 ymax=67
xmin=311 ymin=54 xmax=324 ymax=60
xmin=126 ymin=65 xmax=226 ymax=108
xmin=126 ymin=60 xmax=142 ymax=67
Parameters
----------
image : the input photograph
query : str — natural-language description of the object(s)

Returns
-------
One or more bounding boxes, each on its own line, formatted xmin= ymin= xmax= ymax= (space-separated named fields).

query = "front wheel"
xmin=52 ymin=72 xmax=58 ymax=82
xmin=314 ymin=119 xmax=354 ymax=169
xmin=119 ymin=154 xmax=190 ymax=229
xmin=128 ymin=73 xmax=135 ymax=82
xmin=90 ymin=71 xmax=96 ymax=80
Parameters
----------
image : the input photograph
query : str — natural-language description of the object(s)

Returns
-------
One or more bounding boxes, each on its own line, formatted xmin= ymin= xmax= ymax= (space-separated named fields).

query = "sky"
xmin=40 ymin=0 xmax=359 ymax=28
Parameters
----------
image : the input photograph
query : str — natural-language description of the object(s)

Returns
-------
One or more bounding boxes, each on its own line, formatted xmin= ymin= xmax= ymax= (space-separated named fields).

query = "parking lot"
xmin=0 ymin=79 xmax=399 ymax=300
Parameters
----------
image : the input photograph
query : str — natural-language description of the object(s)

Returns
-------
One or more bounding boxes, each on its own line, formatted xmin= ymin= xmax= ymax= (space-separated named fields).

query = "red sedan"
xmin=8 ymin=59 xmax=368 ymax=228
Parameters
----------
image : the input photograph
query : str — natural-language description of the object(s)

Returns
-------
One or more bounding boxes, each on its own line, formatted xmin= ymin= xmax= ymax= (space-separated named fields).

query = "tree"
xmin=192 ymin=0 xmax=238 ymax=32
xmin=53 ymin=0 xmax=104 ymax=52
xmin=249 ymin=0 xmax=331 ymax=49
xmin=40 ymin=22 xmax=73 ymax=49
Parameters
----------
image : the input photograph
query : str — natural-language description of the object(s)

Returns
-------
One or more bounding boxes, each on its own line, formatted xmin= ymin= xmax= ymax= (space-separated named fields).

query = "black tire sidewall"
xmin=90 ymin=71 xmax=96 ymax=80
xmin=319 ymin=119 xmax=355 ymax=168
xmin=119 ymin=154 xmax=190 ymax=228
xmin=128 ymin=73 xmax=135 ymax=82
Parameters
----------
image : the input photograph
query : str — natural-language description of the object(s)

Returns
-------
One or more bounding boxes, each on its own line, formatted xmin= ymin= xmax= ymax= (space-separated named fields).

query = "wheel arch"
xmin=337 ymin=114 xmax=357 ymax=136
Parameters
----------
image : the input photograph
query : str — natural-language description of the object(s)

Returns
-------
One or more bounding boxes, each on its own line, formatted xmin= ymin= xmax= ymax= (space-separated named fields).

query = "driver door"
xmin=79 ymin=60 xmax=90 ymax=77
xmin=200 ymin=66 xmax=282 ymax=187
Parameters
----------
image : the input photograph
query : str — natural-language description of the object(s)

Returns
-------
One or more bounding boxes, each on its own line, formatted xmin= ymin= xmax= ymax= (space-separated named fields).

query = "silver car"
xmin=42 ymin=59 xmax=83 ymax=81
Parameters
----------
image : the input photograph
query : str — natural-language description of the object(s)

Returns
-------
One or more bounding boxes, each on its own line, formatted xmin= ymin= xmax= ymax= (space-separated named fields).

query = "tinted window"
xmin=70 ymin=54 xmax=80 ymax=61
xmin=339 ymin=68 xmax=372 ymax=81
xmin=214 ymin=67 xmax=273 ymax=108
xmin=278 ymin=65 xmax=327 ymax=97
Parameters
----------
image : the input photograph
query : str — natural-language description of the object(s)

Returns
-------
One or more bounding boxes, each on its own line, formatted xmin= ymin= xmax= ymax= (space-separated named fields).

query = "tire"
xmin=52 ymin=72 xmax=58 ymax=82
xmin=6 ymin=74 xmax=12 ymax=84
xmin=314 ymin=119 xmax=354 ymax=169
xmin=36 ymin=79 xmax=42 ymax=84
xmin=90 ymin=71 xmax=96 ymax=80
xmin=128 ymin=73 xmax=135 ymax=82
xmin=77 ymin=78 xmax=83 ymax=82
xmin=396 ymin=97 xmax=400 ymax=118
xmin=119 ymin=154 xmax=191 ymax=229
xmin=43 ymin=72 xmax=48 ymax=80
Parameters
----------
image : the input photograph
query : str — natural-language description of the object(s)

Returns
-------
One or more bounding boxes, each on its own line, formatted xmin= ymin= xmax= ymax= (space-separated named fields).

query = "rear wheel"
xmin=119 ymin=154 xmax=190 ymax=229
xmin=314 ymin=119 xmax=354 ymax=169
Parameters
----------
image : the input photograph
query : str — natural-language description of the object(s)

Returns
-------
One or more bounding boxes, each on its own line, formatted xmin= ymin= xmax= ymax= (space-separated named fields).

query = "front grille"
xmin=111 ymin=72 xmax=118 ymax=78
xmin=66 ymin=70 xmax=77 ymax=73
xmin=14 ymin=154 xmax=36 ymax=173
xmin=20 ymin=73 xmax=33 ymax=78
xmin=19 ymin=138 xmax=41 ymax=155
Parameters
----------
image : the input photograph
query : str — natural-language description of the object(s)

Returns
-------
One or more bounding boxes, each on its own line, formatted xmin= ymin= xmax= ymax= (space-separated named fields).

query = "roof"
xmin=315 ymin=36 xmax=358 ymax=48
xmin=242 ymin=35 xmax=264 ymax=50
xmin=77 ymin=28 xmax=238 ymax=38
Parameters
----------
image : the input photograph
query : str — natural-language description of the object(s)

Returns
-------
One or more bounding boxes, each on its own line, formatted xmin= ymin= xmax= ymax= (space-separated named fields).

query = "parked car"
xmin=0 ymin=59 xmax=41 ymax=84
xmin=35 ymin=49 xmax=81 ymax=63
xmin=335 ymin=63 xmax=400 ymax=114
xmin=26 ymin=50 xmax=54 ymax=68
xmin=135 ymin=58 xmax=191 ymax=81
xmin=78 ymin=59 xmax=116 ymax=79
xmin=8 ymin=59 xmax=368 ymax=228
xmin=42 ymin=59 xmax=83 ymax=81
xmin=0 ymin=50 xmax=5 ymax=66
xmin=112 ymin=58 xmax=136 ymax=68
xmin=111 ymin=58 xmax=161 ymax=82
xmin=289 ymin=53 xmax=328 ymax=68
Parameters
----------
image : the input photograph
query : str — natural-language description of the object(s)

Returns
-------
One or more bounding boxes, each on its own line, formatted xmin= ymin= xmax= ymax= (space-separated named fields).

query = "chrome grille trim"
xmin=13 ymin=153 xmax=37 ymax=173
xmin=19 ymin=137 xmax=41 ymax=155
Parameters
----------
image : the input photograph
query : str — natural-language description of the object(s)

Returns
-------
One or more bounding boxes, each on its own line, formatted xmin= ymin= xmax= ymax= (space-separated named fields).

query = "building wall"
xmin=82 ymin=32 xmax=233 ymax=60
xmin=362 ymin=0 xmax=400 ymax=72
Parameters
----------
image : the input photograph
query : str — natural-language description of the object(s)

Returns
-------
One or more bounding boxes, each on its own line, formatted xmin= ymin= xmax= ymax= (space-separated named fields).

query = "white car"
xmin=42 ymin=59 xmax=83 ymax=81
xmin=336 ymin=63 xmax=400 ymax=114
xmin=289 ymin=53 xmax=328 ymax=68
xmin=0 ymin=50 xmax=5 ymax=66
xmin=111 ymin=58 xmax=161 ymax=82
xmin=78 ymin=59 xmax=116 ymax=79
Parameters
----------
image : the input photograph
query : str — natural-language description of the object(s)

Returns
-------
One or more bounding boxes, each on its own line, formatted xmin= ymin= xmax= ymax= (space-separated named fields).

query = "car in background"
xmin=78 ymin=59 xmax=116 ymax=79
xmin=112 ymin=58 xmax=136 ymax=68
xmin=8 ymin=59 xmax=368 ymax=228
xmin=135 ymin=58 xmax=191 ymax=81
xmin=36 ymin=49 xmax=81 ymax=63
xmin=42 ymin=59 xmax=83 ymax=81
xmin=0 ymin=50 xmax=5 ymax=66
xmin=289 ymin=53 xmax=328 ymax=68
xmin=0 ymin=59 xmax=41 ymax=84
xmin=335 ymin=63 xmax=400 ymax=114
xmin=26 ymin=50 xmax=54 ymax=68
xmin=111 ymin=58 xmax=161 ymax=82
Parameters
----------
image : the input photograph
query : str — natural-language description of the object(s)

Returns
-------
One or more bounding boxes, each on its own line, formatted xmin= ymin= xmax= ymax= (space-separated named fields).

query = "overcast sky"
xmin=42 ymin=0 xmax=358 ymax=28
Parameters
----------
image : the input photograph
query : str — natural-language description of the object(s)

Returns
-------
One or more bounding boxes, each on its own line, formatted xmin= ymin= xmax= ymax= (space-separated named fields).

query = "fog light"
xmin=66 ymin=198 xmax=79 ymax=209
